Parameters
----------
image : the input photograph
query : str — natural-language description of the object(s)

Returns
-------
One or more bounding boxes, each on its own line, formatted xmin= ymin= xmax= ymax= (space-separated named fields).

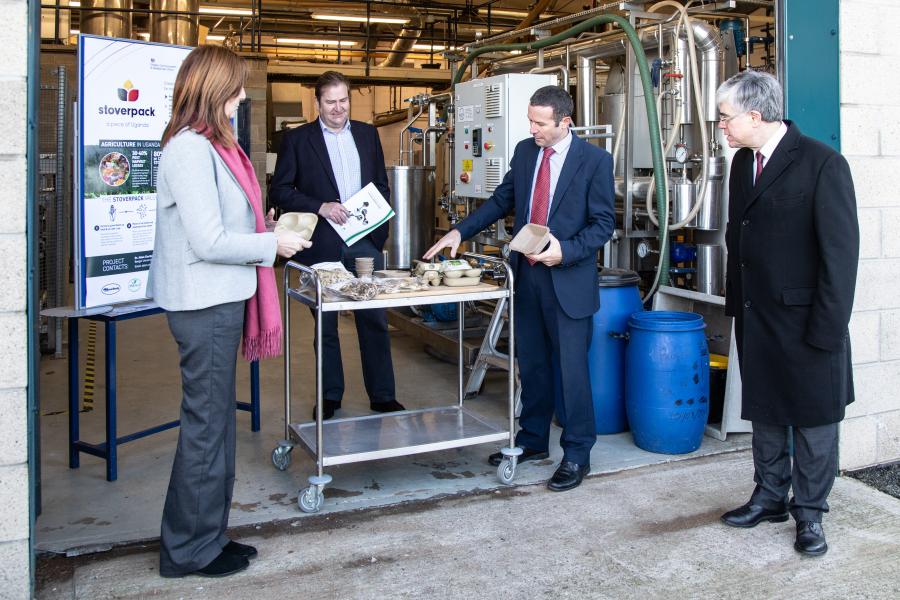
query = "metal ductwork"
xmin=377 ymin=14 xmax=423 ymax=68
xmin=81 ymin=0 xmax=132 ymax=39
xmin=150 ymin=0 xmax=199 ymax=46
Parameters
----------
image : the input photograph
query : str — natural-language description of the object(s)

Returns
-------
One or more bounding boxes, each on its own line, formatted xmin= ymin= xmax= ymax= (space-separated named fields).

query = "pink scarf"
xmin=211 ymin=139 xmax=282 ymax=361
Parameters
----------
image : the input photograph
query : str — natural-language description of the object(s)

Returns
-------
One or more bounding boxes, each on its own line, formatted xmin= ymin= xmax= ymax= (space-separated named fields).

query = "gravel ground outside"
xmin=848 ymin=461 xmax=900 ymax=500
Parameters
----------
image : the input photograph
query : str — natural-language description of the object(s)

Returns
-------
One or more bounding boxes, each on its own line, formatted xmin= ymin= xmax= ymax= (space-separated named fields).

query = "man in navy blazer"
xmin=270 ymin=71 xmax=403 ymax=420
xmin=425 ymin=86 xmax=615 ymax=491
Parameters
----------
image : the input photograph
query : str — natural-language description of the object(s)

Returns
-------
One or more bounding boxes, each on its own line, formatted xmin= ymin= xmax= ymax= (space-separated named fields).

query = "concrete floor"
xmin=36 ymin=285 xmax=749 ymax=556
xmin=36 ymin=451 xmax=900 ymax=599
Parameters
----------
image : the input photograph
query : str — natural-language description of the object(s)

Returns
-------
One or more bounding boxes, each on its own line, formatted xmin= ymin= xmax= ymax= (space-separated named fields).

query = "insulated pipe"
xmin=377 ymin=14 xmax=423 ymax=68
xmin=451 ymin=13 xmax=669 ymax=287
xmin=577 ymin=55 xmax=595 ymax=127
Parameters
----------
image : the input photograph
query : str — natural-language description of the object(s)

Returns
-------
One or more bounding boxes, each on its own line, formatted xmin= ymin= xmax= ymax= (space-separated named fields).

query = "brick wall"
xmin=840 ymin=0 xmax=900 ymax=469
xmin=0 ymin=0 xmax=33 ymax=596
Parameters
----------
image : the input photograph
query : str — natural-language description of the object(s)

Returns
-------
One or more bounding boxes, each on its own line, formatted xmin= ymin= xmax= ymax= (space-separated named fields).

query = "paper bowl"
xmin=509 ymin=223 xmax=550 ymax=255
xmin=275 ymin=212 xmax=318 ymax=240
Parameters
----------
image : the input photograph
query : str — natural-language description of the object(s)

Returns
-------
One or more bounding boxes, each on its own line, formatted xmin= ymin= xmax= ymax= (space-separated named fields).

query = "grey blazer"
xmin=149 ymin=129 xmax=276 ymax=311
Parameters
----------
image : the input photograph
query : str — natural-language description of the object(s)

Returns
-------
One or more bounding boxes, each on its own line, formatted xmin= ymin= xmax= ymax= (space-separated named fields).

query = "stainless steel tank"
xmin=150 ymin=0 xmax=199 ymax=46
xmin=81 ymin=0 xmax=132 ymax=39
xmin=385 ymin=166 xmax=435 ymax=270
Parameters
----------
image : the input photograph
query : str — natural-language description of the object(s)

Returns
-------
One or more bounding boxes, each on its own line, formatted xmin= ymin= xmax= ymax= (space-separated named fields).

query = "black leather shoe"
xmin=370 ymin=400 xmax=406 ymax=413
xmin=794 ymin=521 xmax=828 ymax=556
xmin=312 ymin=400 xmax=341 ymax=421
xmin=224 ymin=540 xmax=258 ymax=560
xmin=488 ymin=447 xmax=549 ymax=467
xmin=547 ymin=461 xmax=590 ymax=492
xmin=720 ymin=502 xmax=789 ymax=528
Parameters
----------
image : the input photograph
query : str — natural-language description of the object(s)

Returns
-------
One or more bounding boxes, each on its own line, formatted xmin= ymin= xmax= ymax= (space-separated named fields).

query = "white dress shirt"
xmin=526 ymin=131 xmax=574 ymax=221
xmin=753 ymin=121 xmax=788 ymax=185
xmin=320 ymin=118 xmax=362 ymax=202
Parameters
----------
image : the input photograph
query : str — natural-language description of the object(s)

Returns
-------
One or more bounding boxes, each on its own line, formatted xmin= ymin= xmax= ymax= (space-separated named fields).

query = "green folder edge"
xmin=344 ymin=209 xmax=396 ymax=245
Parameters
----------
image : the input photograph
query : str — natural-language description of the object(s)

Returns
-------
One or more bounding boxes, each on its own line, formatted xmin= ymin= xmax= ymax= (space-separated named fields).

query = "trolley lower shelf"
xmin=289 ymin=406 xmax=510 ymax=467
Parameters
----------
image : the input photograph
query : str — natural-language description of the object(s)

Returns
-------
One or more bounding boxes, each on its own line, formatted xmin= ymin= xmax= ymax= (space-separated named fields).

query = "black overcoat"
xmin=724 ymin=121 xmax=859 ymax=427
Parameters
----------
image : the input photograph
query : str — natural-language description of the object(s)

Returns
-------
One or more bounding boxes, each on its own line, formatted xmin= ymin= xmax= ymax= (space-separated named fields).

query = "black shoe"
xmin=223 ymin=540 xmax=258 ymax=560
xmin=160 ymin=550 xmax=250 ymax=578
xmin=488 ymin=447 xmax=549 ymax=467
xmin=720 ymin=502 xmax=789 ymax=528
xmin=794 ymin=521 xmax=828 ymax=556
xmin=370 ymin=400 xmax=406 ymax=413
xmin=312 ymin=400 xmax=341 ymax=421
xmin=547 ymin=461 xmax=590 ymax=492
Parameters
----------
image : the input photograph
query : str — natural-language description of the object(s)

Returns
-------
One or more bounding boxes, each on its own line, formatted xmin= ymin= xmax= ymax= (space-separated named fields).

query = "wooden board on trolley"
xmin=371 ymin=282 xmax=498 ymax=301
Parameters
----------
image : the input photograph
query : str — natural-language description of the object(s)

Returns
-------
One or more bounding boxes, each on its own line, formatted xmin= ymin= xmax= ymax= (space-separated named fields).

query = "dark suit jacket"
xmin=725 ymin=121 xmax=859 ymax=426
xmin=269 ymin=118 xmax=391 ymax=265
xmin=455 ymin=133 xmax=616 ymax=320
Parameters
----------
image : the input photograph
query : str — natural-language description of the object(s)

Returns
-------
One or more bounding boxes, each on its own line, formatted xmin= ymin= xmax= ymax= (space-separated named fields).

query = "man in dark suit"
xmin=717 ymin=71 xmax=859 ymax=557
xmin=424 ymin=86 xmax=615 ymax=491
xmin=270 ymin=71 xmax=404 ymax=420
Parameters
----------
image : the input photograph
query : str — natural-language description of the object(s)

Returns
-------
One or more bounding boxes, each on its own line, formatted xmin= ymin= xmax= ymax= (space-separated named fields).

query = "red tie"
xmin=526 ymin=148 xmax=554 ymax=265
xmin=754 ymin=151 xmax=764 ymax=186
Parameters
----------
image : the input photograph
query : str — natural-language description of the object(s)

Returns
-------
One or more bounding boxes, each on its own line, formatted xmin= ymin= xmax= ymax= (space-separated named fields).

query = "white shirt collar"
xmin=320 ymin=118 xmax=351 ymax=134
xmin=544 ymin=130 xmax=573 ymax=156
xmin=758 ymin=121 xmax=788 ymax=161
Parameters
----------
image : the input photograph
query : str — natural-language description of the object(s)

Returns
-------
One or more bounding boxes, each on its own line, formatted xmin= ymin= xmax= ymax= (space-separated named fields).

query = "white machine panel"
xmin=453 ymin=73 xmax=556 ymax=199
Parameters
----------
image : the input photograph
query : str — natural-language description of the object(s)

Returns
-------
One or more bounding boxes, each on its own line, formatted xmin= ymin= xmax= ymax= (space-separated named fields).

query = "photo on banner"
xmin=75 ymin=35 xmax=192 ymax=309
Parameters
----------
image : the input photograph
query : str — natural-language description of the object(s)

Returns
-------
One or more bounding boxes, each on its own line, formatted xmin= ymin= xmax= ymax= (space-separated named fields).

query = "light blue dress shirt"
xmin=320 ymin=118 xmax=362 ymax=202
xmin=526 ymin=131 xmax=573 ymax=222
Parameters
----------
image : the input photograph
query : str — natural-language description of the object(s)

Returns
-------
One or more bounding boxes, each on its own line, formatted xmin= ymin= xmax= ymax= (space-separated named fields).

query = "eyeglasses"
xmin=718 ymin=111 xmax=749 ymax=124
xmin=718 ymin=111 xmax=746 ymax=124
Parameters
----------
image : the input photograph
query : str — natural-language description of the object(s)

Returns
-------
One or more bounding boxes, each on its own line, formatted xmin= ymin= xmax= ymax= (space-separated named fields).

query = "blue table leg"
xmin=105 ymin=321 xmax=117 ymax=482
xmin=250 ymin=360 xmax=260 ymax=432
xmin=68 ymin=317 xmax=80 ymax=469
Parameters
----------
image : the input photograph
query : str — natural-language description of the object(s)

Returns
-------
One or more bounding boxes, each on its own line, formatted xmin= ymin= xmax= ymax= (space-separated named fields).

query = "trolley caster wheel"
xmin=298 ymin=486 xmax=324 ymax=513
xmin=497 ymin=458 xmax=517 ymax=485
xmin=271 ymin=446 xmax=292 ymax=471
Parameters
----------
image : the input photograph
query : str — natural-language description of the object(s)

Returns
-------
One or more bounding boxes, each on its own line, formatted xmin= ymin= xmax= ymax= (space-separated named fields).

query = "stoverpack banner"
xmin=76 ymin=35 xmax=191 ymax=308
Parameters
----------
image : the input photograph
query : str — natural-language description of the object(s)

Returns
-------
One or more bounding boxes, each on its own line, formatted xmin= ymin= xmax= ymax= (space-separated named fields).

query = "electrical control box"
xmin=453 ymin=73 xmax=557 ymax=199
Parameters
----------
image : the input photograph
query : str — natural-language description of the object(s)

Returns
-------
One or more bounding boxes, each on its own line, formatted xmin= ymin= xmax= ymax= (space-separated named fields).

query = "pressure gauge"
xmin=674 ymin=143 xmax=689 ymax=164
xmin=636 ymin=240 xmax=652 ymax=259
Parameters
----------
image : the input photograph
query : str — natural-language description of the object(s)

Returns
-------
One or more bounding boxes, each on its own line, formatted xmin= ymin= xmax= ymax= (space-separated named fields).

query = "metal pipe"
xmin=398 ymin=101 xmax=424 ymax=165
xmin=378 ymin=13 xmax=424 ymax=68
xmin=529 ymin=65 xmax=569 ymax=90
xmin=577 ymin=55 xmax=595 ymax=128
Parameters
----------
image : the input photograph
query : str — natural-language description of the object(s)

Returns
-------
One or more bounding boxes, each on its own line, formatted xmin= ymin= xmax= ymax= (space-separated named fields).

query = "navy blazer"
xmin=455 ymin=134 xmax=616 ymax=319
xmin=269 ymin=118 xmax=391 ymax=265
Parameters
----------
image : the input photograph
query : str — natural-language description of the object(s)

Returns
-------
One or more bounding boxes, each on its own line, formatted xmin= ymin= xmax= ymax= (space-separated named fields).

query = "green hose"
xmin=453 ymin=14 xmax=669 ymax=288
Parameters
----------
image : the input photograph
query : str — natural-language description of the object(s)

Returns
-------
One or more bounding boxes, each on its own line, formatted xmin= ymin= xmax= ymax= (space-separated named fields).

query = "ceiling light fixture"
xmin=205 ymin=34 xmax=226 ymax=41
xmin=198 ymin=6 xmax=254 ymax=17
xmin=411 ymin=44 xmax=455 ymax=51
xmin=275 ymin=38 xmax=357 ymax=46
xmin=312 ymin=14 xmax=410 ymax=25
xmin=477 ymin=8 xmax=555 ymax=19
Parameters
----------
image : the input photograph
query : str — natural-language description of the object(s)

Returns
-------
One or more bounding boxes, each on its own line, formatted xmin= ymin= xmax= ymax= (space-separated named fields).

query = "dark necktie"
xmin=754 ymin=151 xmax=764 ymax=186
xmin=527 ymin=147 xmax=554 ymax=264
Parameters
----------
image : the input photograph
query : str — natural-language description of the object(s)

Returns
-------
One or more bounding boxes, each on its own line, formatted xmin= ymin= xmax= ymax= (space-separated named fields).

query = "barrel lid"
xmin=598 ymin=268 xmax=641 ymax=287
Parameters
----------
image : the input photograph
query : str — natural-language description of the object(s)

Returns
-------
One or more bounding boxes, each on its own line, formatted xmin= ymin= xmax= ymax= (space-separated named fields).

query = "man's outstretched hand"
xmin=423 ymin=229 xmax=462 ymax=260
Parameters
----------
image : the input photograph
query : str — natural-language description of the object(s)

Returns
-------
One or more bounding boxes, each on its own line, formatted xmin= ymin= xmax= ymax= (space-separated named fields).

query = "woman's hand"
xmin=275 ymin=230 xmax=312 ymax=258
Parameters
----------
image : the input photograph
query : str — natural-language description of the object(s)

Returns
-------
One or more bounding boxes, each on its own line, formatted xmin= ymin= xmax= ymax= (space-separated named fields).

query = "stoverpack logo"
xmin=117 ymin=79 xmax=139 ymax=102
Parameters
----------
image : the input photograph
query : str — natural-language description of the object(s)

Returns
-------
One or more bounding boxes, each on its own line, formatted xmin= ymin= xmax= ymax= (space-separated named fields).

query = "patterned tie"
xmin=754 ymin=151 xmax=764 ymax=186
xmin=527 ymin=147 xmax=554 ymax=265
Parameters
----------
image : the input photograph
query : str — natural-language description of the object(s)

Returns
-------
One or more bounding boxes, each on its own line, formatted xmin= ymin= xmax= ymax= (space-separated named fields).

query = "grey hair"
xmin=529 ymin=85 xmax=574 ymax=125
xmin=715 ymin=70 xmax=784 ymax=122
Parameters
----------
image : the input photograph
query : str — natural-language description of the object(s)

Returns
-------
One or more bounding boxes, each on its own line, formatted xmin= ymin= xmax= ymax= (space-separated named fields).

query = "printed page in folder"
xmin=328 ymin=182 xmax=395 ymax=246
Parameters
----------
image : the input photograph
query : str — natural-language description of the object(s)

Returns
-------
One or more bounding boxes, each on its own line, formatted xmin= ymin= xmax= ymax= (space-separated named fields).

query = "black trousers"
xmin=513 ymin=261 xmax=595 ymax=465
xmin=314 ymin=237 xmax=396 ymax=404
xmin=750 ymin=420 xmax=839 ymax=523
xmin=160 ymin=300 xmax=244 ymax=576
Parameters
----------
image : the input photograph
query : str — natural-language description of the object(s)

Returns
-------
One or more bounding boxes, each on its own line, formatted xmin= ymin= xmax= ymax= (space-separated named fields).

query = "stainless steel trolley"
xmin=271 ymin=253 xmax=522 ymax=513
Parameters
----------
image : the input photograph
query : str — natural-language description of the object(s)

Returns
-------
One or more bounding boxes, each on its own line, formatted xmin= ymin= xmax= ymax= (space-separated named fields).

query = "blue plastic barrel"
xmin=587 ymin=269 xmax=644 ymax=434
xmin=625 ymin=311 xmax=709 ymax=454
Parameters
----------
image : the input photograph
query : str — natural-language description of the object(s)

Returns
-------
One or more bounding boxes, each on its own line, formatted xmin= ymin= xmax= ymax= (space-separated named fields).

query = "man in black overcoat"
xmin=717 ymin=71 xmax=859 ymax=557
